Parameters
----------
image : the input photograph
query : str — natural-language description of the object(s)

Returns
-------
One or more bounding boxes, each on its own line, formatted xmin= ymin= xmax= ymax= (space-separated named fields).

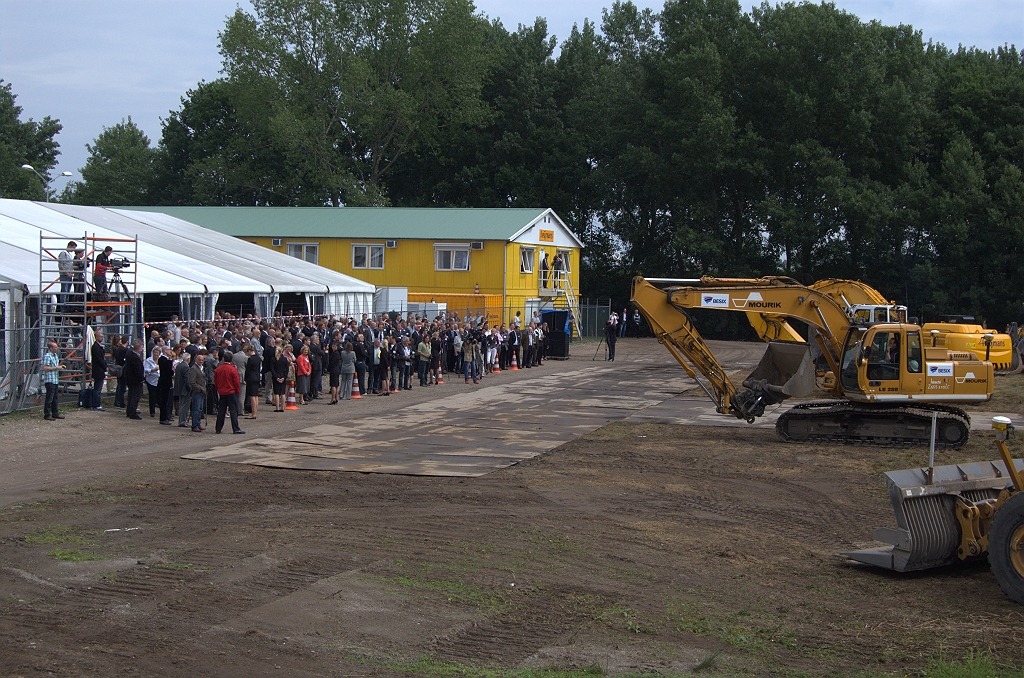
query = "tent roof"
xmin=108 ymin=208 xmax=373 ymax=294
xmin=0 ymin=203 xmax=208 ymax=295
xmin=0 ymin=200 xmax=375 ymax=297
xmin=122 ymin=206 xmax=583 ymax=246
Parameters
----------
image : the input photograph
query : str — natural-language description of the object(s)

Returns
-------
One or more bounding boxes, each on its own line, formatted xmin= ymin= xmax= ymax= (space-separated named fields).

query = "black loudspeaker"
xmin=541 ymin=310 xmax=570 ymax=334
xmin=548 ymin=333 xmax=570 ymax=359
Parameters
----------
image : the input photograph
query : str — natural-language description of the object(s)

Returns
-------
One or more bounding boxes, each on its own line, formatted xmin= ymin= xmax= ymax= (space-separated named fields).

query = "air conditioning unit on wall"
xmin=272 ymin=238 xmax=283 ymax=247
xmin=386 ymin=240 xmax=397 ymax=248
xmin=471 ymin=241 xmax=484 ymax=250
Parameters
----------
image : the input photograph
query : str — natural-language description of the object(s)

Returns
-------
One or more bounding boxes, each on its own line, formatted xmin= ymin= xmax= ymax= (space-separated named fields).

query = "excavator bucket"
xmin=845 ymin=459 xmax=1024 ymax=571
xmin=732 ymin=342 xmax=816 ymax=421
xmin=742 ymin=341 xmax=816 ymax=398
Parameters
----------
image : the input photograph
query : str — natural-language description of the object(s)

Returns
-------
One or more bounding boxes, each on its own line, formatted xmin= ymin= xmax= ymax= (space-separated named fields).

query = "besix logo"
xmin=700 ymin=294 xmax=729 ymax=308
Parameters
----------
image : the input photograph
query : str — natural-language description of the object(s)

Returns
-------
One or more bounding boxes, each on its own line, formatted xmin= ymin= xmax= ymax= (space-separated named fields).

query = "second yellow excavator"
xmin=632 ymin=276 xmax=994 ymax=447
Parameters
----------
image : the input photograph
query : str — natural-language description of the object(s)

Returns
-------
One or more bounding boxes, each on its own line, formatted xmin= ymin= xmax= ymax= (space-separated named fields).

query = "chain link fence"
xmin=1 ymin=325 xmax=44 ymax=415
xmin=1 ymin=322 xmax=149 ymax=416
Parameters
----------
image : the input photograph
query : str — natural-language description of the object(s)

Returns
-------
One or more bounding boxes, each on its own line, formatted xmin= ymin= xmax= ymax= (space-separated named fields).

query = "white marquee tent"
xmin=0 ymin=200 xmax=375 ymax=322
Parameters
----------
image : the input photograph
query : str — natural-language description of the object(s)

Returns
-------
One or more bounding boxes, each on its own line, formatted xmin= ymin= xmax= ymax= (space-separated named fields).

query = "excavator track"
xmin=776 ymin=400 xmax=971 ymax=448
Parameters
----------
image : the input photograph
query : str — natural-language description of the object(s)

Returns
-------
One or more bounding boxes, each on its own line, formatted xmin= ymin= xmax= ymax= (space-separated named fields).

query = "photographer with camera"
xmin=463 ymin=327 xmax=483 ymax=384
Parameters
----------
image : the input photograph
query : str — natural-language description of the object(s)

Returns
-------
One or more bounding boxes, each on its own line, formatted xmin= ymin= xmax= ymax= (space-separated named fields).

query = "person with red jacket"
xmin=214 ymin=351 xmax=245 ymax=435
xmin=295 ymin=345 xmax=312 ymax=405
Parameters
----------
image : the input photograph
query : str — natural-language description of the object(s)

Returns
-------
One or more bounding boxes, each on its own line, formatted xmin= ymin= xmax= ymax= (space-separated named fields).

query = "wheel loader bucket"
xmin=845 ymin=458 xmax=1024 ymax=571
xmin=742 ymin=341 xmax=816 ymax=398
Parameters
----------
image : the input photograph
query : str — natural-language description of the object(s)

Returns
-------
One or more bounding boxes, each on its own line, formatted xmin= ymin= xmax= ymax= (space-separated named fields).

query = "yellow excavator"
xmin=744 ymin=279 xmax=1018 ymax=371
xmin=631 ymin=275 xmax=993 ymax=447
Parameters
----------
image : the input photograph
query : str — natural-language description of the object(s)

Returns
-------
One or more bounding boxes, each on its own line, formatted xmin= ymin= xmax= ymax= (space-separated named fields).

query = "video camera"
xmin=108 ymin=257 xmax=131 ymax=270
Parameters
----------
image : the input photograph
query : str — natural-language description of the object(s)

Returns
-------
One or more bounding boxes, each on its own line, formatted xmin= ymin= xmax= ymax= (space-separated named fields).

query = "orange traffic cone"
xmin=492 ymin=359 xmax=501 ymax=374
xmin=285 ymin=382 xmax=300 ymax=410
xmin=509 ymin=351 xmax=519 ymax=370
xmin=437 ymin=371 xmax=445 ymax=385
xmin=351 ymin=376 xmax=362 ymax=399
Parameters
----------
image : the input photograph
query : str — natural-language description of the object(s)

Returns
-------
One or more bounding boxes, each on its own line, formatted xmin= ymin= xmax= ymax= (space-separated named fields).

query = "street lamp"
xmin=20 ymin=164 xmax=73 ymax=202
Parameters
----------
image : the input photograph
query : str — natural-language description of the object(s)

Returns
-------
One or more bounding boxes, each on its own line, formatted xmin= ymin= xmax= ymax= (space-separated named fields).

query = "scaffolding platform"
xmin=39 ymin=233 xmax=138 ymax=396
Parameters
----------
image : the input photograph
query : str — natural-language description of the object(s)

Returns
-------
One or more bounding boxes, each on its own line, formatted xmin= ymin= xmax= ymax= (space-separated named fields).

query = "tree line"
xmin=1 ymin=0 xmax=1021 ymax=330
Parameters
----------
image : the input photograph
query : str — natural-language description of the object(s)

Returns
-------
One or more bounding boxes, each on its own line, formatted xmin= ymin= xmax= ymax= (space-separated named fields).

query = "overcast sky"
xmin=2 ymin=0 xmax=1021 ymax=192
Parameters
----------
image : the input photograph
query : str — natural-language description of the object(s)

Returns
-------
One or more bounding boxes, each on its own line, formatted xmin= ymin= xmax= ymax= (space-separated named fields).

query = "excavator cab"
xmin=838 ymin=324 xmax=992 ymax=404
xmin=851 ymin=304 xmax=908 ymax=324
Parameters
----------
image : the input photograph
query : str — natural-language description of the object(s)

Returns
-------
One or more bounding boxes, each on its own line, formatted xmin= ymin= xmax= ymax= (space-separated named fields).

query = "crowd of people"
xmin=48 ymin=309 xmax=568 ymax=430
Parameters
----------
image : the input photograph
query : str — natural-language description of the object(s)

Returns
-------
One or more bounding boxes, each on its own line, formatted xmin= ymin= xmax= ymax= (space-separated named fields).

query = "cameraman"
xmin=93 ymin=246 xmax=113 ymax=297
xmin=463 ymin=328 xmax=482 ymax=384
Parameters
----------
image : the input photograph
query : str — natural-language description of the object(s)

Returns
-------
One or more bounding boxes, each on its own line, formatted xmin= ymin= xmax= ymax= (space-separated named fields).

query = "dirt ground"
xmin=2 ymin=340 xmax=1024 ymax=677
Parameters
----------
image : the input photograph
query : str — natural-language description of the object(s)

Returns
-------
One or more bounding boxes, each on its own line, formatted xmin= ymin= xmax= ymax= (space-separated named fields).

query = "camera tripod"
xmin=108 ymin=268 xmax=131 ymax=300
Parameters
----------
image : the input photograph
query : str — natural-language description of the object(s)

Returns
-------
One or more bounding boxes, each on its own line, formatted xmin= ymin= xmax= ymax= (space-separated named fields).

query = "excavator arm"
xmin=630 ymin=277 xmax=739 ymax=416
xmin=744 ymin=278 xmax=892 ymax=344
xmin=639 ymin=276 xmax=854 ymax=376
xmin=631 ymin=276 xmax=827 ymax=422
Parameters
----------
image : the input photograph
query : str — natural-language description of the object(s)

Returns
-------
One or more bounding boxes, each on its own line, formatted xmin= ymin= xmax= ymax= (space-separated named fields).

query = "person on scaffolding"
xmin=93 ymin=246 xmax=113 ymax=300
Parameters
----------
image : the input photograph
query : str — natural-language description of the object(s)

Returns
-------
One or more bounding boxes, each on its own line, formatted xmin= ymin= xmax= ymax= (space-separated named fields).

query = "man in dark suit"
xmin=88 ymin=330 xmax=107 ymax=411
xmin=123 ymin=339 xmax=145 ymax=420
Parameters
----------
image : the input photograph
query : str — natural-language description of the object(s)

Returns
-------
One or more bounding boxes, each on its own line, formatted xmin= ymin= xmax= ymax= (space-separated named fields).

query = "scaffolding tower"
xmin=39 ymin=233 xmax=138 ymax=396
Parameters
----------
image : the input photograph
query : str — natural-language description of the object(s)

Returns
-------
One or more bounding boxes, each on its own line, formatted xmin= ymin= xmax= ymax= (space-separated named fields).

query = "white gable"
xmin=509 ymin=210 xmax=585 ymax=249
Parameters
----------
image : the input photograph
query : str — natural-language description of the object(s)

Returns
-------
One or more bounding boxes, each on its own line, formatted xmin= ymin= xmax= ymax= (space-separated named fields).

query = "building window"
xmin=435 ymin=246 xmax=470 ymax=271
xmin=352 ymin=244 xmax=385 ymax=269
xmin=286 ymin=243 xmax=318 ymax=264
xmin=556 ymin=249 xmax=572 ymax=272
xmin=520 ymin=247 xmax=535 ymax=274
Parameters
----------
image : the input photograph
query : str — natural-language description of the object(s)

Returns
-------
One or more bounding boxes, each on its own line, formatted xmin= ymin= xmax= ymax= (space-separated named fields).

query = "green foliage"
xmin=0 ymin=80 xmax=62 ymax=200
xmin=215 ymin=0 xmax=491 ymax=206
xmin=61 ymin=117 xmax=159 ymax=205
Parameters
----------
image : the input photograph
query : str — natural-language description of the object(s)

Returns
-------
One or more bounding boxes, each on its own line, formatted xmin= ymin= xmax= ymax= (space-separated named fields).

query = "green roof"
xmin=122 ymin=206 xmax=551 ymax=241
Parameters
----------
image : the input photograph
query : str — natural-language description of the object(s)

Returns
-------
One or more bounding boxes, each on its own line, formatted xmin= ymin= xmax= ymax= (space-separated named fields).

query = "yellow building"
xmin=134 ymin=207 xmax=583 ymax=325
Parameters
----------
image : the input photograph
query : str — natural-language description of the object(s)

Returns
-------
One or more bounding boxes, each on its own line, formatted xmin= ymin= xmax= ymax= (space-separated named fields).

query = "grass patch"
xmin=916 ymin=652 xmax=1024 ymax=678
xmin=600 ymin=607 xmax=659 ymax=636
xmin=49 ymin=548 xmax=105 ymax=562
xmin=24 ymin=524 xmax=98 ymax=547
xmin=667 ymin=601 xmax=798 ymax=656
xmin=374 ymin=574 xmax=511 ymax=613
xmin=850 ymin=652 xmax=1024 ymax=678
xmin=383 ymin=656 xmax=654 ymax=678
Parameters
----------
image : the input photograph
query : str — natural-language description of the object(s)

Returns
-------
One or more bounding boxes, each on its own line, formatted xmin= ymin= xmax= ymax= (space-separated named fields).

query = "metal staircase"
xmin=552 ymin=270 xmax=583 ymax=339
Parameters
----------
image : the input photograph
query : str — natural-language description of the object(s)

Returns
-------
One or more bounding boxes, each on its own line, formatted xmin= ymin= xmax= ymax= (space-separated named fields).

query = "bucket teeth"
xmin=845 ymin=459 xmax=1023 ymax=572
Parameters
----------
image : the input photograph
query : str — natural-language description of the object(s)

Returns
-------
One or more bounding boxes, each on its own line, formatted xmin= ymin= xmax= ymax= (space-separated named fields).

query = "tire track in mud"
xmin=429 ymin=588 xmax=591 ymax=665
